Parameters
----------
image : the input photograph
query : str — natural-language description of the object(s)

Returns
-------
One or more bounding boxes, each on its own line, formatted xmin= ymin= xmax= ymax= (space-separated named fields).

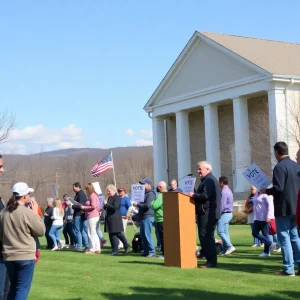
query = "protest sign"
xmin=183 ymin=177 xmax=196 ymax=194
xmin=52 ymin=184 xmax=57 ymax=197
xmin=92 ymin=182 xmax=102 ymax=195
xmin=242 ymin=163 xmax=272 ymax=190
xmin=98 ymin=194 xmax=104 ymax=209
xmin=131 ymin=184 xmax=145 ymax=203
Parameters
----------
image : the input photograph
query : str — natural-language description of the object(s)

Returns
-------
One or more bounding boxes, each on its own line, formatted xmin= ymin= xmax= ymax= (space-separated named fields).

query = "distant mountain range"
xmin=4 ymin=146 xmax=153 ymax=158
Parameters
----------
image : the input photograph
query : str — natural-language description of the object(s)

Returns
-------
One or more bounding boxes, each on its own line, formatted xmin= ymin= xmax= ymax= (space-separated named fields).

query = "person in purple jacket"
xmin=217 ymin=176 xmax=235 ymax=255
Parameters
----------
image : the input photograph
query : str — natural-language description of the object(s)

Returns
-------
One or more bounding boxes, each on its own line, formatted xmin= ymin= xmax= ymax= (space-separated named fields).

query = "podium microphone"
xmin=178 ymin=173 xmax=193 ymax=182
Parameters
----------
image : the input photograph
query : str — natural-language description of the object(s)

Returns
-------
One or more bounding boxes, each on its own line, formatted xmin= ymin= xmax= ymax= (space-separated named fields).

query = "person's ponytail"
xmin=7 ymin=195 xmax=20 ymax=213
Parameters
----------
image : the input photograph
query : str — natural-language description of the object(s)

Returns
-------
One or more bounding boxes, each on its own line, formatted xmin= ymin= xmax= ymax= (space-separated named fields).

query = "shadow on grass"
xmin=100 ymin=287 xmax=298 ymax=300
xmin=219 ymin=253 xmax=282 ymax=261
xmin=217 ymin=262 xmax=280 ymax=274
xmin=119 ymin=260 xmax=164 ymax=266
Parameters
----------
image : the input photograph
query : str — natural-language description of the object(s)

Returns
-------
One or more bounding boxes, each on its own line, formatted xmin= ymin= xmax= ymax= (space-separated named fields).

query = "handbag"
xmin=269 ymin=219 xmax=277 ymax=235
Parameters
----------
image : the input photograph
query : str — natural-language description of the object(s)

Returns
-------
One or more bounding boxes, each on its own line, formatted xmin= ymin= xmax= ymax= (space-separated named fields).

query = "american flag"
xmin=91 ymin=152 xmax=114 ymax=177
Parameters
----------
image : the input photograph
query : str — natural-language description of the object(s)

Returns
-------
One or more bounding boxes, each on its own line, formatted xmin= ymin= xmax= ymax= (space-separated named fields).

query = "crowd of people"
xmin=1 ymin=141 xmax=300 ymax=299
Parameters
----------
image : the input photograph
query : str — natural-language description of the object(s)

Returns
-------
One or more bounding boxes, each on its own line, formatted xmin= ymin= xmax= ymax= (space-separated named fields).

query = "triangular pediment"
xmin=145 ymin=32 xmax=269 ymax=109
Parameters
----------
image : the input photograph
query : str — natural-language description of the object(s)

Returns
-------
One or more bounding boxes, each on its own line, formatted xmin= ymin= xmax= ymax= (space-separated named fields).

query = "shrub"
xmin=230 ymin=211 xmax=247 ymax=225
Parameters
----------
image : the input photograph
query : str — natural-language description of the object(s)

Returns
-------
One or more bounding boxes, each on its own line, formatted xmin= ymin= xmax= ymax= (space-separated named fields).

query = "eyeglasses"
xmin=117 ymin=190 xmax=124 ymax=193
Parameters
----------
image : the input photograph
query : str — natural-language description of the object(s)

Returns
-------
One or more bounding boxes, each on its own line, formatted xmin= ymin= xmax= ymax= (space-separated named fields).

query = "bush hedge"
xmin=230 ymin=211 xmax=247 ymax=225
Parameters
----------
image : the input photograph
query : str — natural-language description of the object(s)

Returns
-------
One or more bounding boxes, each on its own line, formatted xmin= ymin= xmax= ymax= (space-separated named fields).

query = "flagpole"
xmin=111 ymin=151 xmax=117 ymax=187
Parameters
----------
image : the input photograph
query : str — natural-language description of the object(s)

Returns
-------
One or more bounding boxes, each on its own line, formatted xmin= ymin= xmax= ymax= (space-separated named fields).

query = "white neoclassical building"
xmin=143 ymin=31 xmax=300 ymax=197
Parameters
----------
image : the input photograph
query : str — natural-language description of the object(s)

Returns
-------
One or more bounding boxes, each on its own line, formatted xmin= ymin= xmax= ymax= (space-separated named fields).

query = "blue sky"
xmin=1 ymin=0 xmax=299 ymax=153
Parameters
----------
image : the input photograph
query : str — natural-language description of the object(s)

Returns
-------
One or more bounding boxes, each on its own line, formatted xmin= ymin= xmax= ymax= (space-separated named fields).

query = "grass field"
xmin=29 ymin=225 xmax=300 ymax=300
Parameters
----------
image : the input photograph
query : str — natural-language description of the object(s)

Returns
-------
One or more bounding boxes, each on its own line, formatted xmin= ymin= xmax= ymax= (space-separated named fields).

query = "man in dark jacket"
xmin=189 ymin=161 xmax=221 ymax=268
xmin=72 ymin=182 xmax=89 ymax=251
xmin=44 ymin=198 xmax=54 ymax=249
xmin=133 ymin=178 xmax=156 ymax=257
xmin=262 ymin=142 xmax=300 ymax=276
xmin=0 ymin=154 xmax=9 ymax=300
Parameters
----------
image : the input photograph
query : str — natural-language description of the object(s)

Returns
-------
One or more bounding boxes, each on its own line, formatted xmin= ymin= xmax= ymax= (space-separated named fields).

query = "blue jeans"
xmin=252 ymin=220 xmax=272 ymax=254
xmin=276 ymin=216 xmax=300 ymax=274
xmin=49 ymin=225 xmax=63 ymax=248
xmin=5 ymin=260 xmax=35 ymax=300
xmin=217 ymin=212 xmax=233 ymax=250
xmin=0 ymin=255 xmax=9 ymax=300
xmin=96 ymin=218 xmax=105 ymax=241
xmin=73 ymin=216 xmax=89 ymax=249
xmin=140 ymin=217 xmax=156 ymax=256
xmin=250 ymin=223 xmax=261 ymax=246
xmin=153 ymin=221 xmax=161 ymax=248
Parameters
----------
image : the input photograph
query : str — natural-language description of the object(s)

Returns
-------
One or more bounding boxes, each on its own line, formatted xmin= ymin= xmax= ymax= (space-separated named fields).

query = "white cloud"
xmin=136 ymin=139 xmax=153 ymax=146
xmin=95 ymin=142 xmax=105 ymax=148
xmin=125 ymin=129 xmax=134 ymax=136
xmin=135 ymin=129 xmax=153 ymax=146
xmin=140 ymin=130 xmax=152 ymax=139
xmin=1 ymin=124 xmax=85 ymax=154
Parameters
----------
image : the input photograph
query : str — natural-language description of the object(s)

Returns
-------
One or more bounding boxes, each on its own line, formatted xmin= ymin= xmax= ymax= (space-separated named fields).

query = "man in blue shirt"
xmin=217 ymin=176 xmax=235 ymax=255
xmin=117 ymin=186 xmax=132 ymax=249
xmin=168 ymin=179 xmax=183 ymax=192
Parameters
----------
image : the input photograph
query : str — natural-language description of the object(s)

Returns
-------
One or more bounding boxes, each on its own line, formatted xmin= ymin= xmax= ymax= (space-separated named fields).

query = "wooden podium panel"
xmin=163 ymin=192 xmax=197 ymax=268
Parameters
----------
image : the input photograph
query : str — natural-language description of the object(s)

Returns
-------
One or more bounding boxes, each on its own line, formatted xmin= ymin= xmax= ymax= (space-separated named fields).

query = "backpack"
xmin=132 ymin=232 xmax=143 ymax=253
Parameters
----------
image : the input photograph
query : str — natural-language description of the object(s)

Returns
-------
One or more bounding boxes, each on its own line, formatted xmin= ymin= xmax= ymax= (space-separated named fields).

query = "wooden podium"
xmin=163 ymin=192 xmax=197 ymax=268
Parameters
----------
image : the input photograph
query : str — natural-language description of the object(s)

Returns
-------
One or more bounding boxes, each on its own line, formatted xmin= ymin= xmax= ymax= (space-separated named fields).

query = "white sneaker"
xmin=259 ymin=252 xmax=270 ymax=257
xmin=224 ymin=247 xmax=236 ymax=255
xmin=269 ymin=242 xmax=277 ymax=253
xmin=276 ymin=247 xmax=281 ymax=253
xmin=52 ymin=246 xmax=59 ymax=251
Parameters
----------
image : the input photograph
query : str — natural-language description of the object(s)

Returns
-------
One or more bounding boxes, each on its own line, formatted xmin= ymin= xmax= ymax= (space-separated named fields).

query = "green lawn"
xmin=29 ymin=225 xmax=300 ymax=300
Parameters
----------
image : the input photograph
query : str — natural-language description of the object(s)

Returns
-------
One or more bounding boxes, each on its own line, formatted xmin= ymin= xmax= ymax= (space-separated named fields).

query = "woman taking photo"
xmin=103 ymin=184 xmax=130 ymax=255
xmin=0 ymin=182 xmax=45 ymax=300
xmin=81 ymin=183 xmax=101 ymax=254
xmin=49 ymin=198 xmax=64 ymax=251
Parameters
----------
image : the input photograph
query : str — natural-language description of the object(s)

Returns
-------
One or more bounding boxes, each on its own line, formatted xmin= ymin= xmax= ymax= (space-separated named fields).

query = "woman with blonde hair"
xmin=81 ymin=183 xmax=101 ymax=254
xmin=49 ymin=198 xmax=64 ymax=251
xmin=245 ymin=185 xmax=262 ymax=247
xmin=103 ymin=184 xmax=130 ymax=255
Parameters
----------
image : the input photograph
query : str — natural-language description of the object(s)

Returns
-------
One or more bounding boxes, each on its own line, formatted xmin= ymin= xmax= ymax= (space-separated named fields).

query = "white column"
xmin=268 ymin=89 xmax=287 ymax=168
xmin=204 ymin=104 xmax=221 ymax=178
xmin=233 ymin=97 xmax=251 ymax=192
xmin=152 ymin=117 xmax=168 ymax=185
xmin=175 ymin=111 xmax=191 ymax=181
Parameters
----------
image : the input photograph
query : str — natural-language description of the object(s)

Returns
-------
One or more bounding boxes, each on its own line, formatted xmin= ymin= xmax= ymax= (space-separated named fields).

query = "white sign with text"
xmin=242 ymin=163 xmax=272 ymax=190
xmin=98 ymin=194 xmax=104 ymax=209
xmin=183 ymin=177 xmax=197 ymax=194
xmin=131 ymin=184 xmax=145 ymax=203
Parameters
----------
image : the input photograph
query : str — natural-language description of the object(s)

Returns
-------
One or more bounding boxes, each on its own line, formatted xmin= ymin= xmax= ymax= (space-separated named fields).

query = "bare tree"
xmin=0 ymin=111 xmax=15 ymax=143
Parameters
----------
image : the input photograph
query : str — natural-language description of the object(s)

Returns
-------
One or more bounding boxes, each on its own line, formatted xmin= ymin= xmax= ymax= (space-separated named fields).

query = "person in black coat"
xmin=261 ymin=142 xmax=300 ymax=276
xmin=189 ymin=161 xmax=221 ymax=268
xmin=44 ymin=198 xmax=54 ymax=249
xmin=104 ymin=184 xmax=130 ymax=255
